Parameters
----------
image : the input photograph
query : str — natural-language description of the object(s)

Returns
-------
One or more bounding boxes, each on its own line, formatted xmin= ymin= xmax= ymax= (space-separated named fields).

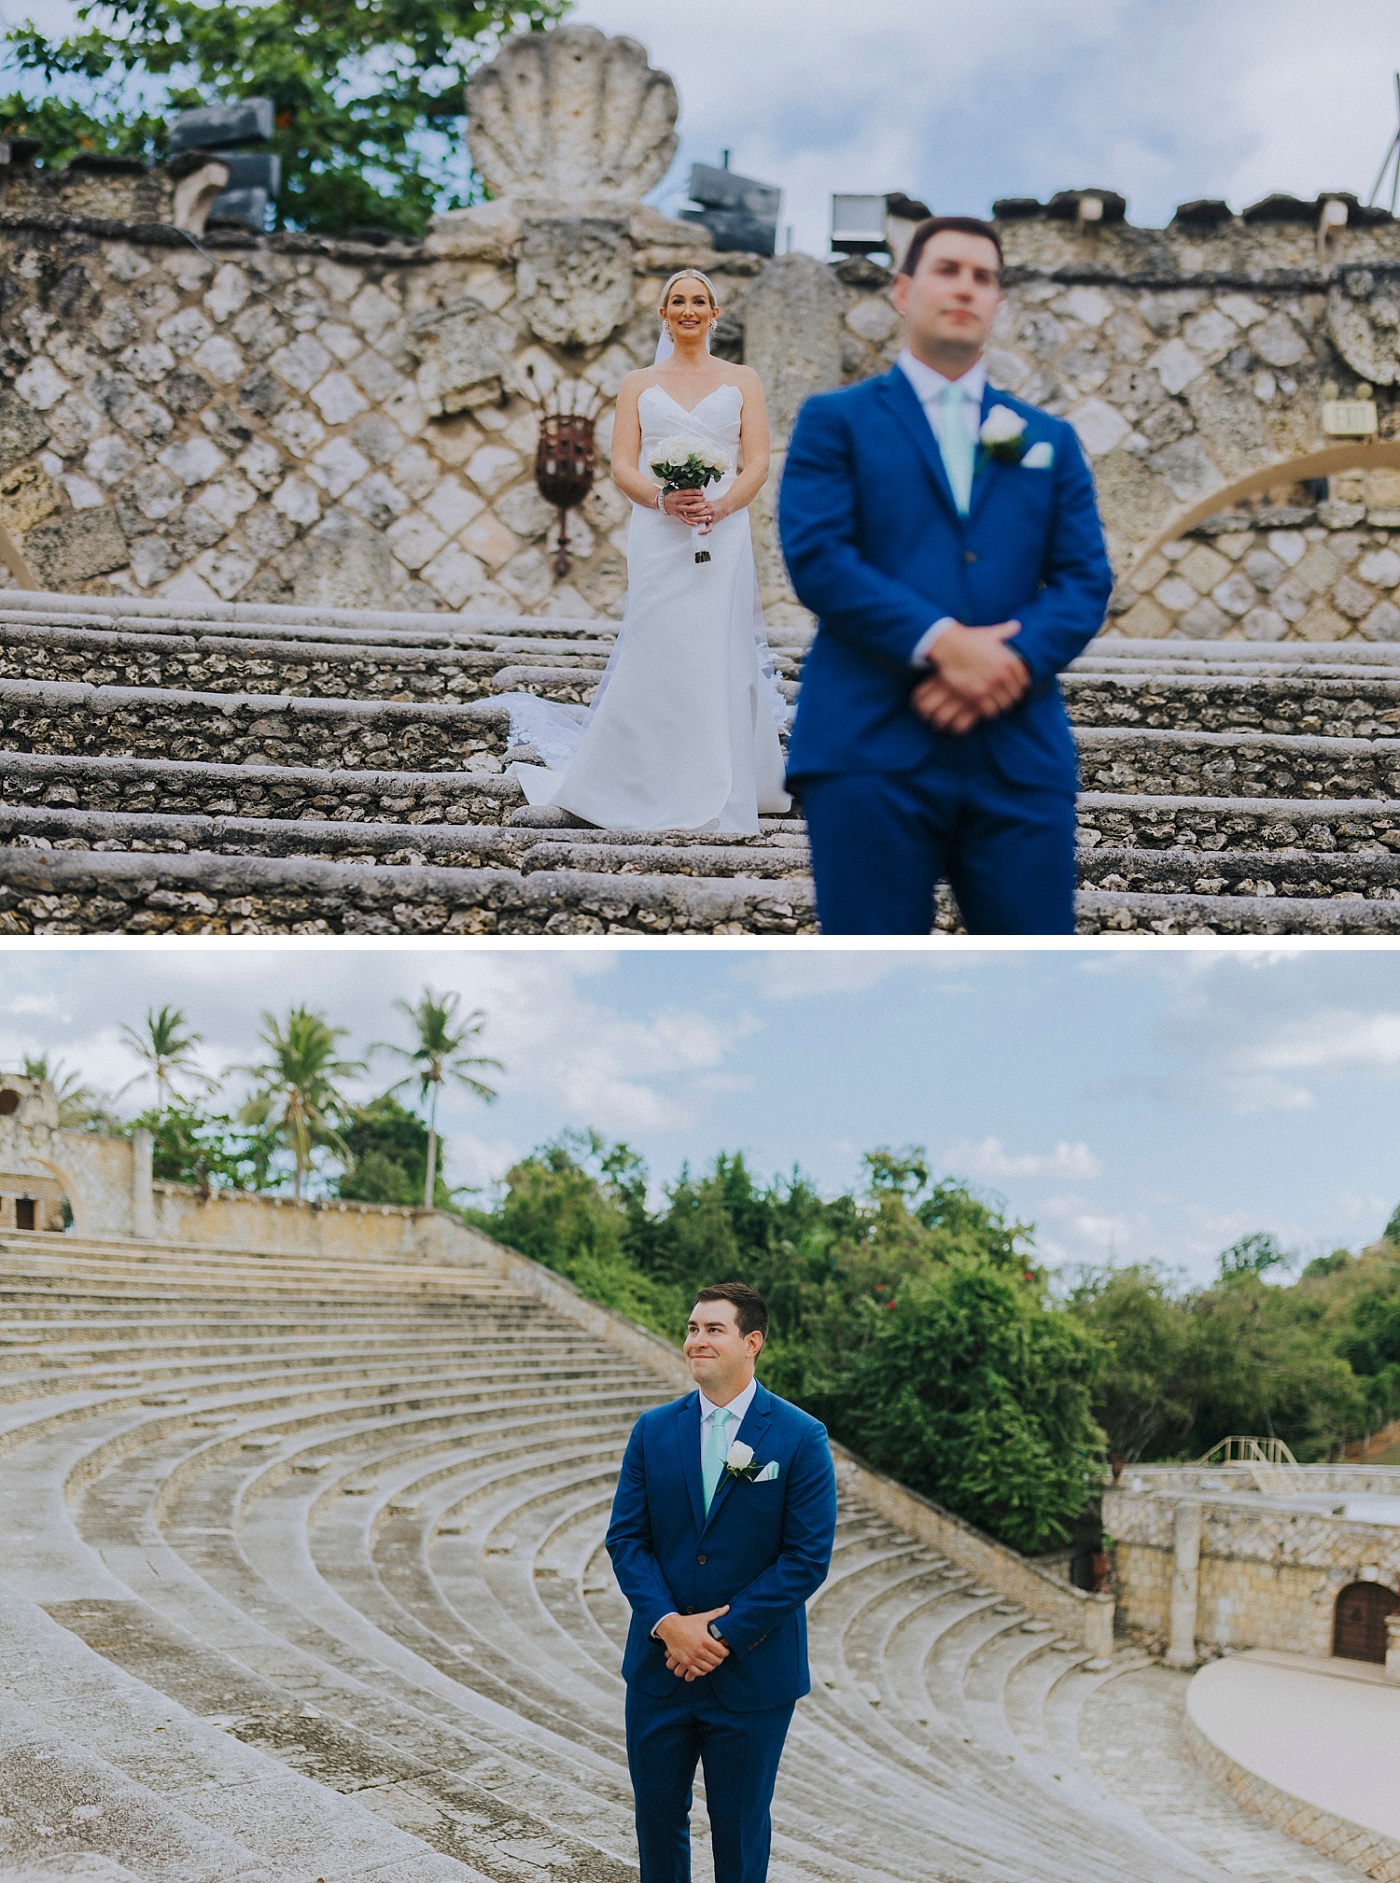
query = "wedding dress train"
xmin=506 ymin=383 xmax=791 ymax=835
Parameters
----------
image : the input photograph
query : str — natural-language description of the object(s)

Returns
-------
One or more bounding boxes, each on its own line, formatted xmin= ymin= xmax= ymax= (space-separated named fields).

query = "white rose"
xmin=726 ymin=1439 xmax=754 ymax=1470
xmin=979 ymin=405 xmax=1028 ymax=446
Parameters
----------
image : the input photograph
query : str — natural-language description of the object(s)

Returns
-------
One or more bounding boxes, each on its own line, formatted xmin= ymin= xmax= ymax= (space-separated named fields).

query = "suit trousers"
xmin=625 ymin=1680 xmax=796 ymax=1883
xmin=798 ymin=739 xmax=1078 ymax=936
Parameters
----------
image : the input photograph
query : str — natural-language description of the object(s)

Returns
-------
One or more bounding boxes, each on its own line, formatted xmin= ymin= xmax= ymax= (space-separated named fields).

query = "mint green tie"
xmin=936 ymin=382 xmax=976 ymax=517
xmin=702 ymin=1408 xmax=732 ymax=1515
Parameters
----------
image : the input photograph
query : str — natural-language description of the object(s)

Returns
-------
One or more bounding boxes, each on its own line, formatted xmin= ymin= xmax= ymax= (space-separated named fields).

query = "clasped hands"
xmin=912 ymin=620 xmax=1029 ymax=736
xmin=661 ymin=488 xmax=725 ymax=533
xmin=656 ymin=1605 xmax=731 ymax=1682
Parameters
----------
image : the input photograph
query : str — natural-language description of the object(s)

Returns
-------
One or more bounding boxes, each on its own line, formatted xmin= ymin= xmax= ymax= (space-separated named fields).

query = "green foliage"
xmin=375 ymin=987 xmax=501 ymax=1208
xmin=336 ymin=1093 xmax=460 ymax=1210
xmin=1218 ymin=1230 xmax=1289 ymax=1281
xmin=119 ymin=1005 xmax=213 ymax=1109
xmin=233 ymin=1004 xmax=364 ymax=1198
xmin=476 ymin=1136 xmax=1105 ymax=1554
xmin=135 ymin=1100 xmax=280 ymax=1192
xmin=1063 ymin=1264 xmax=1198 ymax=1469
xmin=0 ymin=0 xmax=569 ymax=236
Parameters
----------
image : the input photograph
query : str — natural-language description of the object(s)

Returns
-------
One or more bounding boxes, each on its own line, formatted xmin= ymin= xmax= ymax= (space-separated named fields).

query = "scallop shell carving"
xmin=466 ymin=24 xmax=679 ymax=209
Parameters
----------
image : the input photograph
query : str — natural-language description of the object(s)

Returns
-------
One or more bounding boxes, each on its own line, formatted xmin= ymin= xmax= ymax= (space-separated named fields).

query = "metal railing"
xmin=1197 ymin=1434 xmax=1302 ymax=1493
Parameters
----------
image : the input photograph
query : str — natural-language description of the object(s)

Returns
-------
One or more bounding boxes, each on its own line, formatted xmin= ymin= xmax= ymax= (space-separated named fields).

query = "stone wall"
xmin=1105 ymin=1471 xmax=1400 ymax=1657
xmin=3 ymin=24 xmax=1400 ymax=637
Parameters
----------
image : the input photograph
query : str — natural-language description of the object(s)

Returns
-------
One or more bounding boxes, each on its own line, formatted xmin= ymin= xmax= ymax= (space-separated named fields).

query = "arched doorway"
xmin=1332 ymin=1581 xmax=1399 ymax=1662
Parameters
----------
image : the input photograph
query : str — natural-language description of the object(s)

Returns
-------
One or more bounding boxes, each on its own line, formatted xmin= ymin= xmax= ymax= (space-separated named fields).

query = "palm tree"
xmin=232 ymin=1006 xmax=364 ymax=1201
xmin=118 ymin=1005 xmax=214 ymax=1107
xmin=21 ymin=1053 xmax=111 ymax=1130
xmin=375 ymin=989 xmax=502 ymax=1209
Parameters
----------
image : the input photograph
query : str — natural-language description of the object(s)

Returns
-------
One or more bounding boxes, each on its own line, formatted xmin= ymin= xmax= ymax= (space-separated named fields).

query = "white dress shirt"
xmin=650 ymin=1376 xmax=758 ymax=1641
xmin=897 ymin=349 xmax=987 ymax=667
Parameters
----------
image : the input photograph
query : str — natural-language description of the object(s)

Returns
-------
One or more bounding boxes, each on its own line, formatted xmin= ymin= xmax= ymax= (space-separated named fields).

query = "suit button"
xmin=697 ymin=1554 xmax=707 ymax=1565
xmin=964 ymin=550 xmax=978 ymax=564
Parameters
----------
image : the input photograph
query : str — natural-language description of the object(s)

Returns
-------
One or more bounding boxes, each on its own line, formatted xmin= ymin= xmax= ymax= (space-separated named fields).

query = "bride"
xmin=508 ymin=270 xmax=791 ymax=834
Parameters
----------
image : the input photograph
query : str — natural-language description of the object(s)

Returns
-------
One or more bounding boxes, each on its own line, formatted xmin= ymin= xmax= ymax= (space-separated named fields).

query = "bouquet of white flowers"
xmin=648 ymin=434 xmax=733 ymax=564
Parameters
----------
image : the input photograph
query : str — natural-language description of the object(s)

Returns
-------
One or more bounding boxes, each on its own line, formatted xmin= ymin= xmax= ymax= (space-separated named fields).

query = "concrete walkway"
xmin=1188 ymin=1651 xmax=1400 ymax=1841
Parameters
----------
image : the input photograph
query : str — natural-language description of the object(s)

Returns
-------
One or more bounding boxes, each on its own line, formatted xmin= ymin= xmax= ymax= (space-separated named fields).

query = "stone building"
xmin=1105 ymin=1461 xmax=1400 ymax=1669
xmin=1 ymin=22 xmax=1400 ymax=638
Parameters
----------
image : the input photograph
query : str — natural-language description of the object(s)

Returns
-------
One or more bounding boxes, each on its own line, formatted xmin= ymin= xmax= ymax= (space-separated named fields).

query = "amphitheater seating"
xmin=2 ymin=592 xmax=1400 ymax=931
xmin=0 ymin=1230 xmax=1357 ymax=1882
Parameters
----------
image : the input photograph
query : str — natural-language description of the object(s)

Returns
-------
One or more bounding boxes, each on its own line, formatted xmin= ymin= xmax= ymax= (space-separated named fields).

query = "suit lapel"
xmin=701 ymin=1383 xmax=775 ymax=1535
xmin=967 ymin=383 xmax=1004 ymax=522
xmin=675 ymin=1392 xmax=705 ymax=1533
xmin=876 ymin=368 xmax=960 ymax=522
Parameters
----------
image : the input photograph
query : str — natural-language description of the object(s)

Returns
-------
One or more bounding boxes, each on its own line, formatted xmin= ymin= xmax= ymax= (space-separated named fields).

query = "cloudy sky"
xmin=1 ymin=0 xmax=1399 ymax=253
xmin=571 ymin=0 xmax=1400 ymax=253
xmin=3 ymin=943 xmax=1400 ymax=1285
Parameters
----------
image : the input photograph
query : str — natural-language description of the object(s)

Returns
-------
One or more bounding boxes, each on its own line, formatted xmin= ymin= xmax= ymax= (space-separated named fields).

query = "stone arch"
xmin=0 ymin=1146 xmax=73 ymax=1233
xmin=1130 ymin=441 xmax=1400 ymax=571
xmin=1112 ymin=442 xmax=1400 ymax=644
xmin=1332 ymin=1579 xmax=1399 ymax=1663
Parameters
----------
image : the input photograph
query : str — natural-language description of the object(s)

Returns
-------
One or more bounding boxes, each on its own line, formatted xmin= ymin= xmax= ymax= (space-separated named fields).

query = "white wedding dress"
xmin=506 ymin=383 xmax=791 ymax=835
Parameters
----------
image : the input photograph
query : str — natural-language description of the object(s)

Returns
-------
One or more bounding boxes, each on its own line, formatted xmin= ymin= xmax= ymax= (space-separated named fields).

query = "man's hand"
xmin=656 ymin=1606 xmax=731 ymax=1682
xmin=914 ymin=620 xmax=1029 ymax=733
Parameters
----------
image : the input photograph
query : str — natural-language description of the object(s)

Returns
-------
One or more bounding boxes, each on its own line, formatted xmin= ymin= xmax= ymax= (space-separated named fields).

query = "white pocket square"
xmin=1022 ymin=442 xmax=1054 ymax=469
xmin=755 ymin=1460 xmax=779 ymax=1482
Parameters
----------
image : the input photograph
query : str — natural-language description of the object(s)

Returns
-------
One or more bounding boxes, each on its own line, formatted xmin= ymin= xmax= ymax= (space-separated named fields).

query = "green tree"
xmin=119 ymin=1005 xmax=213 ymax=1108
xmin=1065 ymin=1264 xmax=1199 ymax=1472
xmin=375 ymin=988 xmax=501 ymax=1209
xmin=1219 ymin=1231 xmax=1290 ymax=1281
xmin=136 ymin=1099 xmax=279 ymax=1193
xmin=336 ymin=1093 xmax=463 ymax=1210
xmin=233 ymin=1005 xmax=363 ymax=1199
xmin=0 ymin=0 xmax=568 ymax=238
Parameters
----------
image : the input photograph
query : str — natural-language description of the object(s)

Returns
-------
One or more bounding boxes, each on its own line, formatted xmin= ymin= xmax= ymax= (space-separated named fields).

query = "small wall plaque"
xmin=1322 ymin=398 xmax=1378 ymax=436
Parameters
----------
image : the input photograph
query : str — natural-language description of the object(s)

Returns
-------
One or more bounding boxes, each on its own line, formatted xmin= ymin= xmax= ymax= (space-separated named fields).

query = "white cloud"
xmin=944 ymin=1135 xmax=1102 ymax=1180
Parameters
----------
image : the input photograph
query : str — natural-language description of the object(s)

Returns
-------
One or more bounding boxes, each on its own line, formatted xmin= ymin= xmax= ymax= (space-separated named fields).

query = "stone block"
xmin=23 ymin=509 xmax=129 ymax=587
xmin=1241 ymin=606 xmax=1287 ymax=641
xmin=1118 ymin=595 xmax=1172 ymax=637
xmin=1362 ymin=600 xmax=1400 ymax=641
xmin=743 ymin=253 xmax=845 ymax=442
xmin=0 ymin=391 xmax=50 ymax=473
xmin=0 ymin=464 xmax=59 ymax=536
xmin=292 ymin=517 xmax=395 ymax=608
xmin=1296 ymin=600 xmax=1350 ymax=641
xmin=516 ymin=217 xmax=634 ymax=349
xmin=407 ymin=296 xmax=516 ymax=417
xmin=1212 ymin=571 xmax=1257 ymax=617
xmin=1360 ymin=548 xmax=1400 ymax=589
xmin=1178 ymin=543 xmax=1231 ymax=594
xmin=1332 ymin=573 xmax=1377 ymax=621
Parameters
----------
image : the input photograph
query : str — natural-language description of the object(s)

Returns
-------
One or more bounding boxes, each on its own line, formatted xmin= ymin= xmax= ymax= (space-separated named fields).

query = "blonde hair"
xmin=659 ymin=269 xmax=719 ymax=315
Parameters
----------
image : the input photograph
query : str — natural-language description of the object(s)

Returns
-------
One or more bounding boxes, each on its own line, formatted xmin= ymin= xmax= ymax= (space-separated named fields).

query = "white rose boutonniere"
xmin=723 ymin=1439 xmax=760 ymax=1484
xmin=978 ymin=405 xmax=1030 ymax=466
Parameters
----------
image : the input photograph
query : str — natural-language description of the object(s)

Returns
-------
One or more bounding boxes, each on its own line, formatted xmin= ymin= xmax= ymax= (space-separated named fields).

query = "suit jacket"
xmin=605 ymin=1381 xmax=837 ymax=1711
xmin=778 ymin=366 xmax=1113 ymax=792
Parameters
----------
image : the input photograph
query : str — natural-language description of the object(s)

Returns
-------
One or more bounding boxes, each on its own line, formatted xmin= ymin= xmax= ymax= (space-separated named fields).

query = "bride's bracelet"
xmin=655 ymin=489 xmax=668 ymax=514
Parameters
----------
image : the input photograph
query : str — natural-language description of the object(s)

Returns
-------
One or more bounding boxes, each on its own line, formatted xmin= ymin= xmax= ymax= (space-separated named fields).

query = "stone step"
xmin=0 ymin=748 xmax=522 ymax=824
xmin=1078 ymin=845 xmax=1400 ymax=899
xmin=1078 ymin=791 xmax=1400 ymax=851
xmin=1063 ymin=672 xmax=1400 ymax=739
xmin=0 ymin=845 xmax=817 ymax=935
xmin=1076 ymin=727 xmax=1400 ymax=798
xmin=0 ymin=677 xmax=511 ymax=773
xmin=1083 ymin=635 xmax=1400 ymax=669
xmin=1077 ymin=888 xmax=1400 ymax=933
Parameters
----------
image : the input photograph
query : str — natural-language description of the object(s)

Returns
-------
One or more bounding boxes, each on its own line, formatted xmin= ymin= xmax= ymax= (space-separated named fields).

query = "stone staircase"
xmin=3 ymin=590 xmax=1400 ymax=931
xmin=0 ymin=1231 xmax=1355 ymax=1883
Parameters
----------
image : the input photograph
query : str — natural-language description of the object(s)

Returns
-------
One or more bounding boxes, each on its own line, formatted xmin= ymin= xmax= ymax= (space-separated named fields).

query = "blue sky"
xmin=3 ymin=943 xmax=1400 ymax=1285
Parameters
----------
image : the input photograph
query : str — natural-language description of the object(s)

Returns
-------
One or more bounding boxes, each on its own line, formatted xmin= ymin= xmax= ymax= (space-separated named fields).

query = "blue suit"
xmin=779 ymin=366 xmax=1113 ymax=934
xmin=606 ymin=1382 xmax=837 ymax=1883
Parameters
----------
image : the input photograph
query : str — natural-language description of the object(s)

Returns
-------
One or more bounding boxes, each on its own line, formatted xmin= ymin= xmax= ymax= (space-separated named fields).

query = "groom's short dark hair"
xmin=899 ymin=216 xmax=1003 ymax=282
xmin=692 ymin=1282 xmax=769 ymax=1340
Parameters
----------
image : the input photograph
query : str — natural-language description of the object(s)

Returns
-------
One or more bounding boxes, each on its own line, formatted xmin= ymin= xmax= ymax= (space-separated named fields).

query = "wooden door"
xmin=1333 ymin=1581 xmax=1400 ymax=1662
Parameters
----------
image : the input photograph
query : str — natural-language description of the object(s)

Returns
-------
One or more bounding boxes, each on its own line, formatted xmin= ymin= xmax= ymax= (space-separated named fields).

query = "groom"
xmin=606 ymin=1282 xmax=836 ymax=1883
xmin=779 ymin=216 xmax=1114 ymax=934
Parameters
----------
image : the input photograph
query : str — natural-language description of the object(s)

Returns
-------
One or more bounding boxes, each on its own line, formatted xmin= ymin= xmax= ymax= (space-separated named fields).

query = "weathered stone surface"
xmin=465 ymin=23 xmax=679 ymax=212
xmin=22 ymin=508 xmax=128 ymax=587
xmin=292 ymin=515 xmax=395 ymax=609
xmin=408 ymin=295 xmax=516 ymax=416
xmin=0 ymin=390 xmax=50 ymax=473
xmin=742 ymin=253 xmax=845 ymax=442
xmin=515 ymin=217 xmax=634 ymax=349
xmin=1326 ymin=271 xmax=1400 ymax=385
